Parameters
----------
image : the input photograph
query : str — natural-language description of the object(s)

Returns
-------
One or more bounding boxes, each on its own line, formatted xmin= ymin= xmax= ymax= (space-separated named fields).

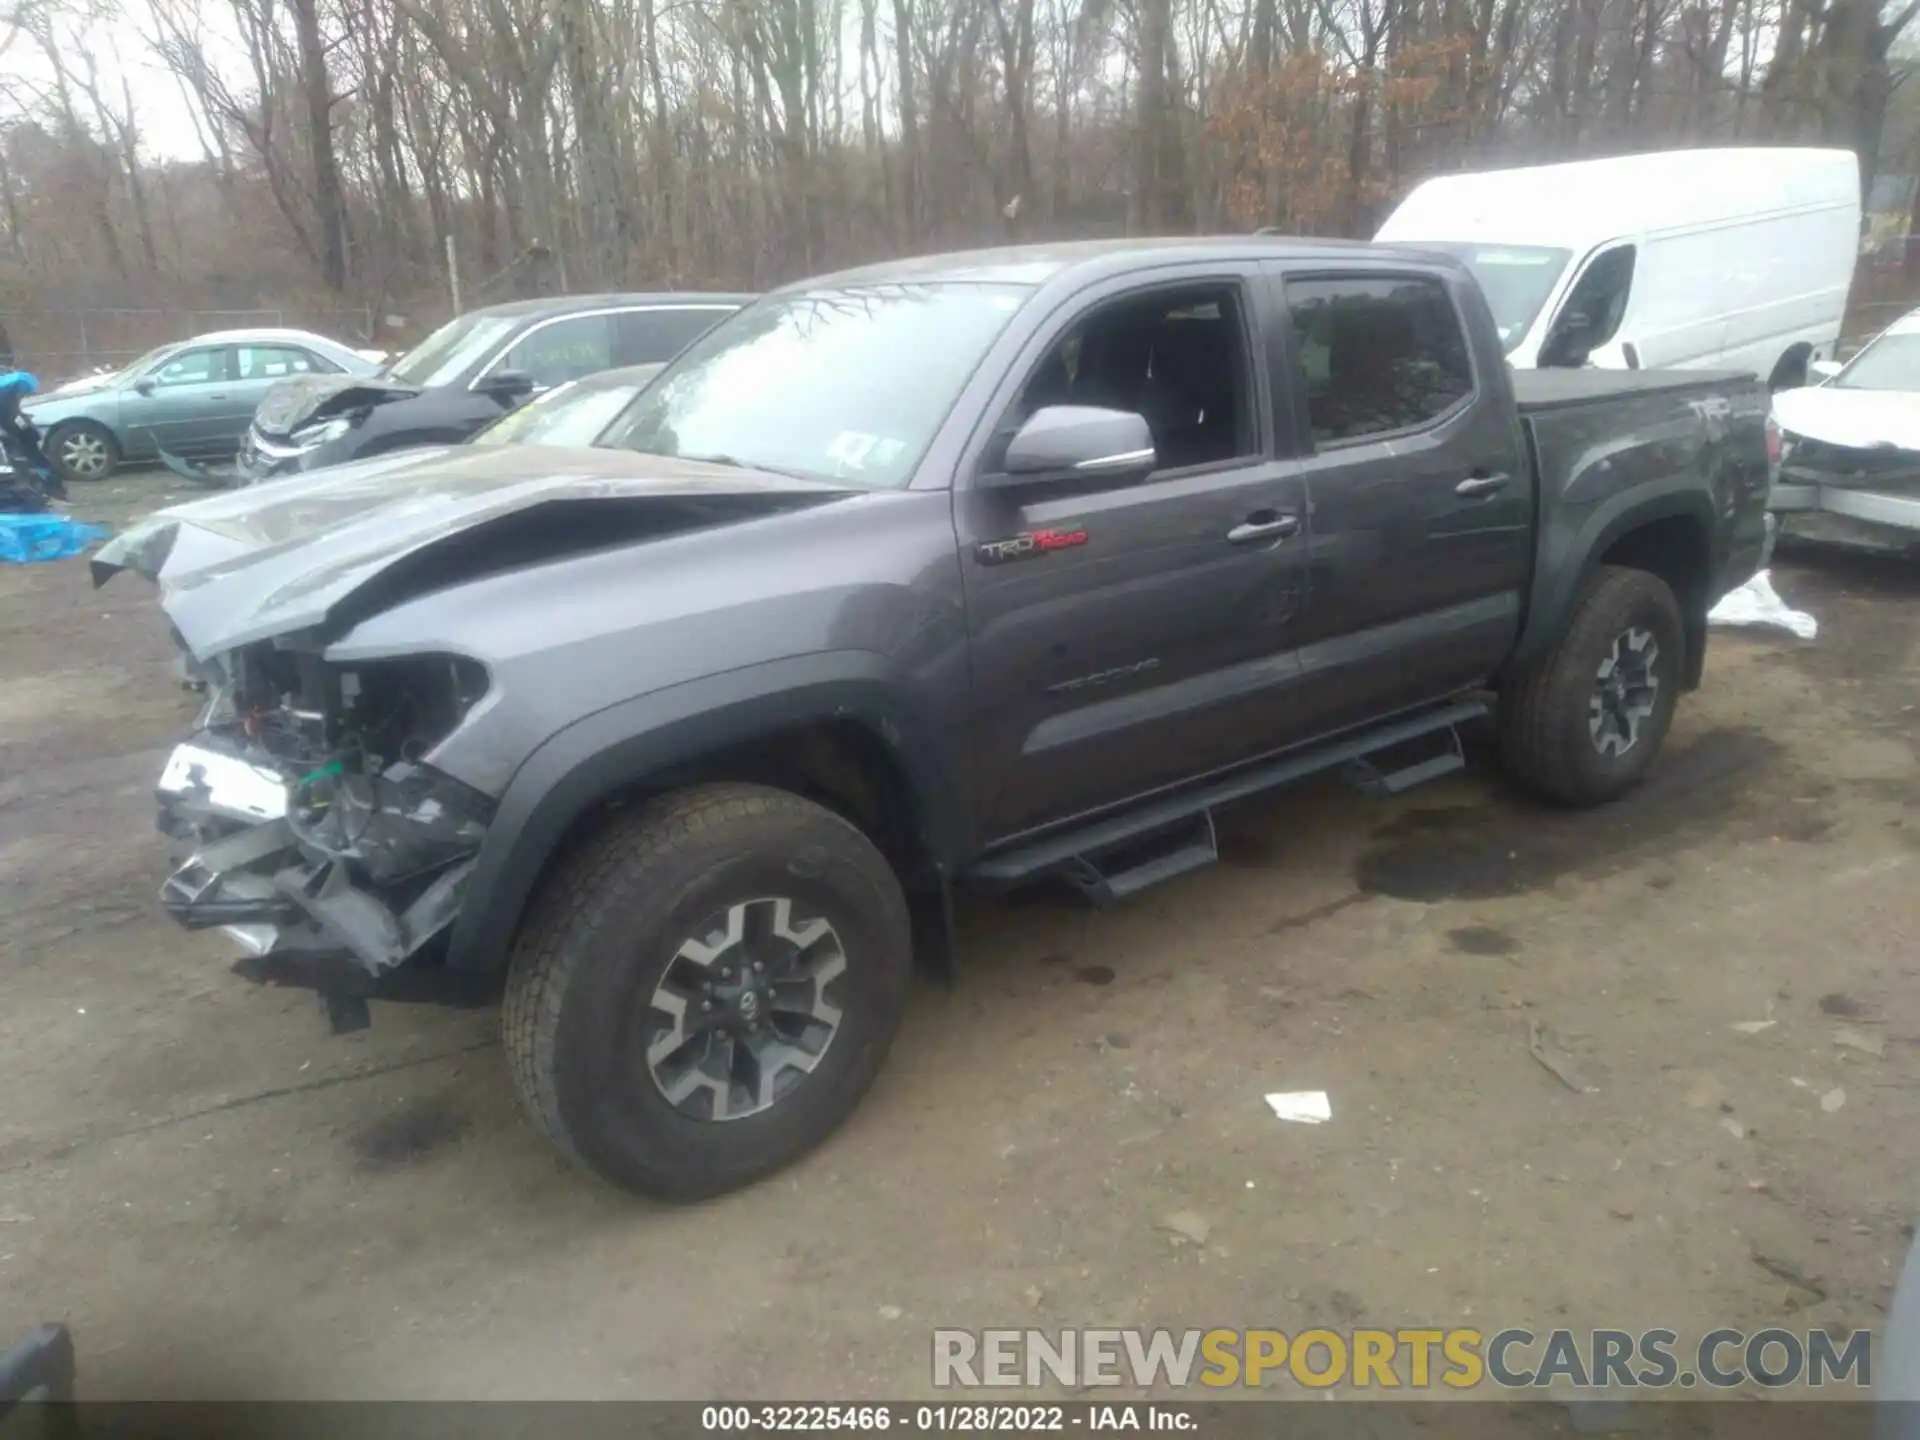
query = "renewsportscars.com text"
xmin=932 ymin=1327 xmax=1872 ymax=1390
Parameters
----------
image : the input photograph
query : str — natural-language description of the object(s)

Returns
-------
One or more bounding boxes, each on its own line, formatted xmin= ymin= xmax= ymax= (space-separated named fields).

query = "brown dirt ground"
xmin=1 ymin=475 xmax=1917 ymax=1405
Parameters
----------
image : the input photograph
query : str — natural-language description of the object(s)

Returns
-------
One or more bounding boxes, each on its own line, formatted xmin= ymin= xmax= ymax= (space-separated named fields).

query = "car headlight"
xmin=288 ymin=415 xmax=352 ymax=449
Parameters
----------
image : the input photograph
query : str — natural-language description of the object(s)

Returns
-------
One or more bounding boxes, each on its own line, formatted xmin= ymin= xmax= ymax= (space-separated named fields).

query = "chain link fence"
xmin=1 ymin=307 xmax=378 ymax=384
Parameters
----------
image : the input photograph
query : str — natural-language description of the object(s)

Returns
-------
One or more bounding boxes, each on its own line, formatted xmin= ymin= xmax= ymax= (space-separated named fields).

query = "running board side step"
xmin=967 ymin=700 xmax=1485 ymax=904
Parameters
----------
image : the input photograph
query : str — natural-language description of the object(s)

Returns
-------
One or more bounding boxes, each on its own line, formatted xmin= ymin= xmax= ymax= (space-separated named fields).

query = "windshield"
xmin=1834 ymin=333 xmax=1920 ymax=392
xmin=602 ymin=282 xmax=1032 ymax=488
xmin=470 ymin=377 xmax=652 ymax=448
xmin=386 ymin=312 xmax=520 ymax=389
xmin=1415 ymin=243 xmax=1572 ymax=353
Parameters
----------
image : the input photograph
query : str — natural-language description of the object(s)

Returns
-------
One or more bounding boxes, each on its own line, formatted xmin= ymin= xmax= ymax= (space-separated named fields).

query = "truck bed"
xmin=1511 ymin=367 xmax=1755 ymax=412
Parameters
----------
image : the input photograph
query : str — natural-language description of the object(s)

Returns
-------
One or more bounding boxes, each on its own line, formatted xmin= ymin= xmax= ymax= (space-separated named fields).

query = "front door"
xmin=119 ymin=344 xmax=238 ymax=459
xmin=957 ymin=272 xmax=1313 ymax=842
xmin=1269 ymin=266 xmax=1533 ymax=740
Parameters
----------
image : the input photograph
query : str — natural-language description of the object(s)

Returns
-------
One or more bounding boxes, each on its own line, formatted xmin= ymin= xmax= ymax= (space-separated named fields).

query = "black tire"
xmin=46 ymin=421 xmax=120 ymax=482
xmin=503 ymin=783 xmax=913 ymax=1201
xmin=1498 ymin=565 xmax=1684 ymax=807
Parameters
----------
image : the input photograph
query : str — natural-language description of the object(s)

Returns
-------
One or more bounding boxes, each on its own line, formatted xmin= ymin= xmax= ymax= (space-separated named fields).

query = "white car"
xmin=1770 ymin=308 xmax=1920 ymax=551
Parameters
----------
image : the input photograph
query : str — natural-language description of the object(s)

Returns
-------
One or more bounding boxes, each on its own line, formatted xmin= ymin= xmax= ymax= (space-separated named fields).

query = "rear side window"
xmin=616 ymin=308 xmax=733 ymax=365
xmin=1284 ymin=276 xmax=1472 ymax=445
xmin=236 ymin=345 xmax=333 ymax=379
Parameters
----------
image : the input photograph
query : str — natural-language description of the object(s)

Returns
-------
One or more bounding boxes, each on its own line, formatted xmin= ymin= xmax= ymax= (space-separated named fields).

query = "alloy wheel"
xmin=643 ymin=896 xmax=848 ymax=1122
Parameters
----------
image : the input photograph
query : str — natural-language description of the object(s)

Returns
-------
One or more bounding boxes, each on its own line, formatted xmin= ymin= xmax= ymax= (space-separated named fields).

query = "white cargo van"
xmin=1375 ymin=148 xmax=1861 ymax=387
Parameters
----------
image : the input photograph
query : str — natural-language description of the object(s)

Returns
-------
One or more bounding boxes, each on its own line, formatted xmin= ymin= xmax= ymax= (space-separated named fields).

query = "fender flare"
xmin=1504 ymin=487 xmax=1719 ymax=687
xmin=443 ymin=651 xmax=972 ymax=974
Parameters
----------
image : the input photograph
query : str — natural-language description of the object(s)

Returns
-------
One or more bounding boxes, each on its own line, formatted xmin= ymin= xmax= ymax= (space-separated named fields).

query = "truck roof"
xmin=1375 ymin=147 xmax=1860 ymax=253
xmin=785 ymin=236 xmax=1439 ymax=292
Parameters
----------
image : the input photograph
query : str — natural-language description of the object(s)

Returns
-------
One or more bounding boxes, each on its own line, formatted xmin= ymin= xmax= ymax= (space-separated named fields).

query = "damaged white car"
xmin=1771 ymin=307 xmax=1920 ymax=553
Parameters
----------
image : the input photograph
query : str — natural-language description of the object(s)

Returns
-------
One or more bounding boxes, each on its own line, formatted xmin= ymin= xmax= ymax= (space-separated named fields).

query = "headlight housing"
xmin=289 ymin=415 xmax=352 ymax=449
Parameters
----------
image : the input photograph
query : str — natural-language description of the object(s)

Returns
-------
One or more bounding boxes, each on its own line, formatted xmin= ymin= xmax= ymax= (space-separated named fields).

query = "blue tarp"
xmin=0 ymin=513 xmax=109 ymax=563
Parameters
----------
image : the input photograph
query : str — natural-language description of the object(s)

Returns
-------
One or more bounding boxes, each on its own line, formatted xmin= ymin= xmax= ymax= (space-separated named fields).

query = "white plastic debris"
xmin=1708 ymin=570 xmax=1817 ymax=640
xmin=1265 ymin=1091 xmax=1332 ymax=1124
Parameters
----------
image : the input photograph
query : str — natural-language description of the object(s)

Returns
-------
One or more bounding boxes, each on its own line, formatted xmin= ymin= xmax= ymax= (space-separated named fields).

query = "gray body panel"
xmin=113 ymin=238 xmax=1773 ymax=982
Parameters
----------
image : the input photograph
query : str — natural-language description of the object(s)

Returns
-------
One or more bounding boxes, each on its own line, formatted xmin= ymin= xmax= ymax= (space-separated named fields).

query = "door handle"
xmin=1455 ymin=471 xmax=1509 ymax=498
xmin=1228 ymin=511 xmax=1300 ymax=543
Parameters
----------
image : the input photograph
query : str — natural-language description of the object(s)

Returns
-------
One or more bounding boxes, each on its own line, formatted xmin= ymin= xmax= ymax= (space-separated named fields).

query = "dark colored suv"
xmin=232 ymin=293 xmax=752 ymax=481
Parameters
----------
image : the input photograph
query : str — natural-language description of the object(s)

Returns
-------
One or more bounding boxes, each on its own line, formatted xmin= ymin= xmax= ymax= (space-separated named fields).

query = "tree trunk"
xmin=290 ymin=0 xmax=350 ymax=289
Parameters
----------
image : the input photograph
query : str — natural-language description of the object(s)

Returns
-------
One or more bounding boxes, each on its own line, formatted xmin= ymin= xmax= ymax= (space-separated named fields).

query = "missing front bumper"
xmin=155 ymin=738 xmax=489 ymax=997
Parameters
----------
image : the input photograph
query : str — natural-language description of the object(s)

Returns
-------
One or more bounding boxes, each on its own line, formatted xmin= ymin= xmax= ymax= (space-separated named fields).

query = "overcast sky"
xmin=5 ymin=0 xmax=230 ymax=163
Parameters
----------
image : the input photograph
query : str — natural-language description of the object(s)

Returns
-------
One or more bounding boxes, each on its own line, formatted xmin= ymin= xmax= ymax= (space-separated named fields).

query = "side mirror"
xmin=133 ymin=378 xmax=156 ymax=396
xmin=475 ymin=368 xmax=536 ymax=402
xmin=989 ymin=405 xmax=1156 ymax=487
xmin=1808 ymin=358 xmax=1843 ymax=384
xmin=1541 ymin=312 xmax=1594 ymax=369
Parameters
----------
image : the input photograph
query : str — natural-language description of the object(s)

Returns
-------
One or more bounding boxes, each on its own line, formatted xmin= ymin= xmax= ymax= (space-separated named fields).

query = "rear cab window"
xmin=1280 ymin=274 xmax=1474 ymax=447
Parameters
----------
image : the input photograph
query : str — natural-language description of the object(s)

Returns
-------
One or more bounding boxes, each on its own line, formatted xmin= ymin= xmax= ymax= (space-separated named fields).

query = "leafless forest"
xmin=1 ymin=0 xmax=1917 ymax=355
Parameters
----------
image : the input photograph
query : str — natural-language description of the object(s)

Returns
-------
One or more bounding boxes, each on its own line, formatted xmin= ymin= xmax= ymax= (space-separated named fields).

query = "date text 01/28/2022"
xmin=700 ymin=1405 xmax=1197 ymax=1432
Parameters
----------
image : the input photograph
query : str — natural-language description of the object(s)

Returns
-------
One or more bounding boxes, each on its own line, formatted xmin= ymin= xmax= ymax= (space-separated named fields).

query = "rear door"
xmin=957 ymin=267 xmax=1314 ymax=841
xmin=119 ymin=344 xmax=237 ymax=459
xmin=1269 ymin=264 xmax=1533 ymax=739
xmin=614 ymin=306 xmax=739 ymax=365
xmin=220 ymin=344 xmax=339 ymax=446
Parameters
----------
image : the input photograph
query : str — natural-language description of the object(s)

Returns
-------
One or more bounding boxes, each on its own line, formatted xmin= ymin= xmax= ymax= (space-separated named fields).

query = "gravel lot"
xmin=2 ymin=473 xmax=1916 ymax=1402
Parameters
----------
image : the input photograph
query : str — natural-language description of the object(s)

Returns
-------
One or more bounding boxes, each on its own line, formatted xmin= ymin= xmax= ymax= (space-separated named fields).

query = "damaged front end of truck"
xmin=95 ymin=443 xmax=859 ymax=1032
xmin=155 ymin=642 xmax=499 ymax=1030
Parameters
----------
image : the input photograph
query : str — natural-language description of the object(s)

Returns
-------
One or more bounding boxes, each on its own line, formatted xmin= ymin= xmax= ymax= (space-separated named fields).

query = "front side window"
xmin=1009 ymin=283 xmax=1255 ymax=473
xmin=1833 ymin=332 xmax=1920 ymax=391
xmin=603 ymin=283 xmax=1032 ymax=489
xmin=1285 ymin=276 xmax=1474 ymax=445
xmin=149 ymin=347 xmax=228 ymax=388
xmin=495 ymin=314 xmax=615 ymax=389
xmin=1545 ymin=245 xmax=1636 ymax=359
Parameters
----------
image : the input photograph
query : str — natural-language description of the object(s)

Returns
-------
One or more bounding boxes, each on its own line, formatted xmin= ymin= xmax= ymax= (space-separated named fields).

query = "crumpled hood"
xmin=1772 ymin=385 xmax=1920 ymax=454
xmin=93 ymin=443 xmax=855 ymax=658
xmin=254 ymin=372 xmax=419 ymax=437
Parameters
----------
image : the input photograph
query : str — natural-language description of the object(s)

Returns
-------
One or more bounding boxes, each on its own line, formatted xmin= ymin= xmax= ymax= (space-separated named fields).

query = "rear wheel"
xmin=46 ymin=421 xmax=119 ymax=482
xmin=1498 ymin=566 xmax=1684 ymax=807
xmin=503 ymin=783 xmax=913 ymax=1200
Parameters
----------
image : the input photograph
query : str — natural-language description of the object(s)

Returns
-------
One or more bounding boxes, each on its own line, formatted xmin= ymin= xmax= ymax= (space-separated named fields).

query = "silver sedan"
xmin=22 ymin=328 xmax=383 ymax=482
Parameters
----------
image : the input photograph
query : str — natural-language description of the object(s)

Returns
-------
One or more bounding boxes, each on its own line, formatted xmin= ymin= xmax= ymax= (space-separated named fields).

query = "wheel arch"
xmin=444 ymin=654 xmax=972 ymax=975
xmin=1507 ymin=493 xmax=1718 ymax=691
xmin=1768 ymin=342 xmax=1815 ymax=392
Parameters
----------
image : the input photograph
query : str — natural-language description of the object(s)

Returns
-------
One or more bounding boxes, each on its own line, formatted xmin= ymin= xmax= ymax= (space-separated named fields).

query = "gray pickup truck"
xmin=96 ymin=239 xmax=1774 ymax=1200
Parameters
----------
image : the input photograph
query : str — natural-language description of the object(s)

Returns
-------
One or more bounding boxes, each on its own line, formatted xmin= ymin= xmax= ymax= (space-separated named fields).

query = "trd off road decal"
xmin=975 ymin=526 xmax=1089 ymax=565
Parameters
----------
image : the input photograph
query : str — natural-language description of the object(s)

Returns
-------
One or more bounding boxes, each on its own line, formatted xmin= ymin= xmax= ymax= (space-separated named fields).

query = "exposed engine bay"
xmin=157 ymin=640 xmax=496 ymax=1020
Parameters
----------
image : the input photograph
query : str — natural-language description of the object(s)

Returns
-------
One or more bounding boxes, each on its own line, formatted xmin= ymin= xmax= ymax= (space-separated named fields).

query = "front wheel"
xmin=503 ymin=783 xmax=913 ymax=1201
xmin=1498 ymin=566 xmax=1684 ymax=807
xmin=46 ymin=421 xmax=119 ymax=482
